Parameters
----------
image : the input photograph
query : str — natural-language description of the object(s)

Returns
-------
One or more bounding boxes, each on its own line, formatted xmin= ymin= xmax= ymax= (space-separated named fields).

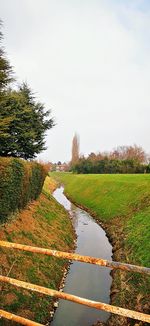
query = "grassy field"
xmin=51 ymin=172 xmax=150 ymax=325
xmin=0 ymin=176 xmax=75 ymax=325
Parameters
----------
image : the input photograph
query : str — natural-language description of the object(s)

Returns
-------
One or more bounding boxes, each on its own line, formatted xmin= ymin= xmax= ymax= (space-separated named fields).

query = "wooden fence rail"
xmin=0 ymin=240 xmax=150 ymax=275
xmin=0 ymin=275 xmax=150 ymax=323
xmin=0 ymin=309 xmax=44 ymax=326
xmin=0 ymin=241 xmax=150 ymax=325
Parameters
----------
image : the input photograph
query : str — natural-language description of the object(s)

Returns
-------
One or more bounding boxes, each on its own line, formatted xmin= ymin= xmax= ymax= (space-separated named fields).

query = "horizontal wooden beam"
xmin=0 ymin=309 xmax=44 ymax=326
xmin=0 ymin=275 xmax=150 ymax=323
xmin=0 ymin=240 xmax=149 ymax=275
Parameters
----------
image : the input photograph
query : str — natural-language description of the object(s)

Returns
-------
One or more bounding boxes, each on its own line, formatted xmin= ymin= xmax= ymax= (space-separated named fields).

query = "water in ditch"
xmin=51 ymin=186 xmax=112 ymax=326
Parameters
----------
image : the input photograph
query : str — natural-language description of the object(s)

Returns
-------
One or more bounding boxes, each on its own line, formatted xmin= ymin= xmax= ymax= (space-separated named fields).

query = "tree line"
xmin=72 ymin=145 xmax=150 ymax=174
xmin=0 ymin=22 xmax=54 ymax=160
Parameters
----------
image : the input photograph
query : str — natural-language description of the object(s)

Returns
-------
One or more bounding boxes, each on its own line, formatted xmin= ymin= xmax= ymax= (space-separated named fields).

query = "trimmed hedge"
xmin=0 ymin=157 xmax=47 ymax=222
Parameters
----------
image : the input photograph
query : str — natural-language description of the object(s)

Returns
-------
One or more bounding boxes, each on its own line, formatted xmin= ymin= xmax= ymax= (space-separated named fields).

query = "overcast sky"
xmin=0 ymin=0 xmax=150 ymax=162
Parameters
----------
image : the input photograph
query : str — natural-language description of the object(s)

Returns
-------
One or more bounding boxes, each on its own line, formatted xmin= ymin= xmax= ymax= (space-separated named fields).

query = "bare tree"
xmin=111 ymin=145 xmax=146 ymax=163
xmin=87 ymin=145 xmax=146 ymax=164
xmin=71 ymin=133 xmax=80 ymax=165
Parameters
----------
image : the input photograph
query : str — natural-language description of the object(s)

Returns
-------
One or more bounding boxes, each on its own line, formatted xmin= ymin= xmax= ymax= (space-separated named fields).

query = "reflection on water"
xmin=51 ymin=186 xmax=112 ymax=326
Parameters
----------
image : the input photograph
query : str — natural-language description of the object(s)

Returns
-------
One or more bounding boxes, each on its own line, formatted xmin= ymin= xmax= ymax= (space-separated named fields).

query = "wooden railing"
xmin=0 ymin=241 xmax=150 ymax=325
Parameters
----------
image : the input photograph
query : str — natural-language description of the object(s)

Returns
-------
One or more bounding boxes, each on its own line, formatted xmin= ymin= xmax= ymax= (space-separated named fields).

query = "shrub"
xmin=72 ymin=157 xmax=147 ymax=174
xmin=0 ymin=157 xmax=47 ymax=222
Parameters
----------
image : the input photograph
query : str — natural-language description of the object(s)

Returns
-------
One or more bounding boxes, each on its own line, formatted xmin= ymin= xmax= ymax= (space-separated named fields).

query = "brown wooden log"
xmin=0 ymin=309 xmax=44 ymax=326
xmin=0 ymin=275 xmax=150 ymax=323
xmin=0 ymin=240 xmax=149 ymax=275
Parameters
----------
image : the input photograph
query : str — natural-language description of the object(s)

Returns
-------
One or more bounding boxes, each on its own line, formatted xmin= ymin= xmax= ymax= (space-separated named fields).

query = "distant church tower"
xmin=71 ymin=133 xmax=80 ymax=165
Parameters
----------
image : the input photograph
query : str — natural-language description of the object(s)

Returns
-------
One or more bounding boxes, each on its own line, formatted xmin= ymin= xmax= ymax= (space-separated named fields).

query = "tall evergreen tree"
xmin=0 ymin=83 xmax=54 ymax=159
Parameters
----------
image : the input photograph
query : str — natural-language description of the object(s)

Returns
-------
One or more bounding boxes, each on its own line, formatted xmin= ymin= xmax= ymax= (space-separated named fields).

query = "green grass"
xmin=125 ymin=206 xmax=150 ymax=267
xmin=52 ymin=173 xmax=150 ymax=219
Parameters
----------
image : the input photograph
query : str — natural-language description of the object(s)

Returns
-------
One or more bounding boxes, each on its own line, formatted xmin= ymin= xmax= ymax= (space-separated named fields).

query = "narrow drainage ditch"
xmin=51 ymin=186 xmax=112 ymax=326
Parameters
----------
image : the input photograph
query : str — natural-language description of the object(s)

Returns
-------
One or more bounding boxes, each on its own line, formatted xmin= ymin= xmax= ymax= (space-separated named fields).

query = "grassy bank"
xmin=51 ymin=172 xmax=150 ymax=325
xmin=0 ymin=176 xmax=75 ymax=325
